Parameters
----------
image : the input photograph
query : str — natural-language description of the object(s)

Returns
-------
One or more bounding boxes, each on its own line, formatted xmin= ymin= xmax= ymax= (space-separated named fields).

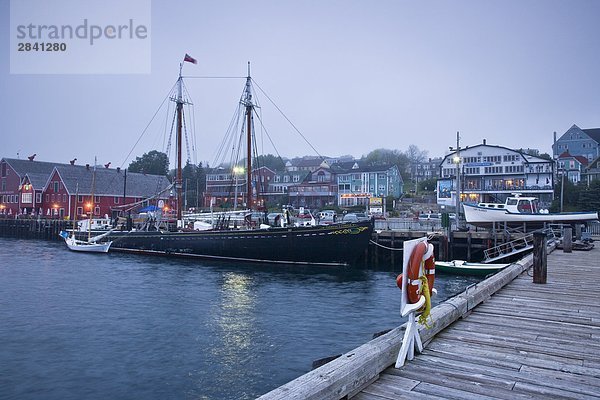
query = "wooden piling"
xmin=532 ymin=230 xmax=547 ymax=284
xmin=563 ymin=226 xmax=573 ymax=253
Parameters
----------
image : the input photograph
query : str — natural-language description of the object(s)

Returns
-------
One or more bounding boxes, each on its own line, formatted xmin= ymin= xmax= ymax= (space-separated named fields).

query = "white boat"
xmin=435 ymin=260 xmax=510 ymax=276
xmin=58 ymin=165 xmax=113 ymax=253
xmin=463 ymin=195 xmax=598 ymax=226
xmin=59 ymin=230 xmax=112 ymax=253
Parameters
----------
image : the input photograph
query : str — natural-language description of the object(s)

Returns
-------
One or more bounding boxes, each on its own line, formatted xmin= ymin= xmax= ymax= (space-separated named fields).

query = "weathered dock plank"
xmin=259 ymin=243 xmax=600 ymax=400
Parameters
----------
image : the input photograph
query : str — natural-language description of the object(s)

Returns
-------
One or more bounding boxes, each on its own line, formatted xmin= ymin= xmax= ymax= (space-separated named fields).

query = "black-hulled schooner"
xmin=105 ymin=60 xmax=373 ymax=266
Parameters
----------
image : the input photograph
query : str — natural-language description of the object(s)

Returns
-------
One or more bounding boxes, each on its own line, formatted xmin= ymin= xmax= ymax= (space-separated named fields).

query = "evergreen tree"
xmin=128 ymin=150 xmax=169 ymax=176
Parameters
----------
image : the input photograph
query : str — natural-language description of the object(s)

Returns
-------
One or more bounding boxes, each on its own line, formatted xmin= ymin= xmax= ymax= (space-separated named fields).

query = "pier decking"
xmin=259 ymin=244 xmax=600 ymax=399
xmin=355 ymin=246 xmax=600 ymax=400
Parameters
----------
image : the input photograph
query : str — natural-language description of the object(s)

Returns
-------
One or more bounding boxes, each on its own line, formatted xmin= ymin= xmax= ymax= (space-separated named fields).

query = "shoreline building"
xmin=0 ymin=157 xmax=170 ymax=219
xmin=436 ymin=141 xmax=554 ymax=209
xmin=336 ymin=162 xmax=403 ymax=208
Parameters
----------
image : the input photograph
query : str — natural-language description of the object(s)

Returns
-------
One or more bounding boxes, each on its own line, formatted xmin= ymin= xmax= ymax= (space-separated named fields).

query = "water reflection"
xmin=1 ymin=238 xmax=485 ymax=400
xmin=214 ymin=272 xmax=257 ymax=359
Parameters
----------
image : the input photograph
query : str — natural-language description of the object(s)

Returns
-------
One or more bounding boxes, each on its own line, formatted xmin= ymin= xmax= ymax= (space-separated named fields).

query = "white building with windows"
xmin=437 ymin=141 xmax=554 ymax=208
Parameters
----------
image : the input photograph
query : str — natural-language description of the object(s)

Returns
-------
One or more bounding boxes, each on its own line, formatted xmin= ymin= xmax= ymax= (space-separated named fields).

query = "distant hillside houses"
xmin=204 ymin=156 xmax=404 ymax=209
xmin=552 ymin=124 xmax=600 ymax=184
xmin=0 ymin=157 xmax=170 ymax=219
xmin=553 ymin=124 xmax=600 ymax=162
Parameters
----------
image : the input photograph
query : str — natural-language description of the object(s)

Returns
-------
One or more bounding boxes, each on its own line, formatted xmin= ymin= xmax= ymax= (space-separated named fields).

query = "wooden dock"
xmin=259 ymin=244 xmax=600 ymax=399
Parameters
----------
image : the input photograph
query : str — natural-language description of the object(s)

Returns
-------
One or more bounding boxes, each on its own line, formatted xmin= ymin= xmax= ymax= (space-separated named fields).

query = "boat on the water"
xmin=59 ymin=175 xmax=113 ymax=253
xmin=435 ymin=260 xmax=510 ymax=276
xmin=90 ymin=58 xmax=373 ymax=266
xmin=463 ymin=195 xmax=598 ymax=227
xmin=59 ymin=230 xmax=113 ymax=253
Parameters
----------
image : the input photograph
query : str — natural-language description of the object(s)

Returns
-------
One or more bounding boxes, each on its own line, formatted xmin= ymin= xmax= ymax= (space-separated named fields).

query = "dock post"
xmin=466 ymin=231 xmax=472 ymax=262
xmin=563 ymin=226 xmax=573 ymax=253
xmin=575 ymin=223 xmax=582 ymax=241
xmin=533 ymin=230 xmax=547 ymax=284
xmin=390 ymin=231 xmax=395 ymax=267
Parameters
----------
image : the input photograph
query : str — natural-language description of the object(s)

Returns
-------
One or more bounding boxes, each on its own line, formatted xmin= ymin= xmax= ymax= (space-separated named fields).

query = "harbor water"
xmin=0 ymin=237 xmax=481 ymax=400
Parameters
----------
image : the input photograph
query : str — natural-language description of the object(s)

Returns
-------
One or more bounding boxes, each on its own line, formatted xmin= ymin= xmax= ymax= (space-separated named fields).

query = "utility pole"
xmin=454 ymin=131 xmax=462 ymax=229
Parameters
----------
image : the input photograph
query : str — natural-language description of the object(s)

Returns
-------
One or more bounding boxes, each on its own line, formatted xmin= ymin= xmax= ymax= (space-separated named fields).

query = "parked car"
xmin=343 ymin=212 xmax=370 ymax=222
xmin=419 ymin=212 xmax=441 ymax=221
xmin=354 ymin=212 xmax=371 ymax=221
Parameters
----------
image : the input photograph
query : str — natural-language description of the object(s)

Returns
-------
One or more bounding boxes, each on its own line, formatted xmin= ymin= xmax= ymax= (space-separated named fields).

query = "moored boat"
xmin=94 ymin=58 xmax=373 ymax=266
xmin=59 ymin=230 xmax=113 ymax=253
xmin=463 ymin=195 xmax=598 ymax=227
xmin=435 ymin=260 xmax=510 ymax=276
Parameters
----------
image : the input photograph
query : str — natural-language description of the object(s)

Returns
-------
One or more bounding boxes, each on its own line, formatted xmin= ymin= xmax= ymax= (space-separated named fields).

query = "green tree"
xmin=254 ymin=154 xmax=285 ymax=172
xmin=418 ymin=178 xmax=438 ymax=193
xmin=549 ymin=179 xmax=583 ymax=212
xmin=362 ymin=148 xmax=410 ymax=181
xmin=180 ymin=161 xmax=208 ymax=209
xmin=578 ymin=180 xmax=600 ymax=213
xmin=128 ymin=150 xmax=169 ymax=175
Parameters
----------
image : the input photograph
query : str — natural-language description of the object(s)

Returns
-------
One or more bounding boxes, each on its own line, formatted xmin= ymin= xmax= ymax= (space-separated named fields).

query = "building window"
xmin=1 ymin=163 xmax=6 ymax=177
xmin=53 ymin=181 xmax=59 ymax=192
xmin=94 ymin=206 xmax=100 ymax=215
xmin=114 ymin=197 xmax=120 ymax=204
xmin=22 ymin=193 xmax=33 ymax=204
xmin=1 ymin=181 xmax=5 ymax=191
xmin=94 ymin=196 xmax=100 ymax=203
xmin=46 ymin=194 xmax=49 ymax=202
xmin=63 ymin=194 xmax=67 ymax=202
xmin=36 ymin=193 xmax=42 ymax=203
xmin=293 ymin=175 xmax=300 ymax=182
xmin=77 ymin=207 xmax=83 ymax=216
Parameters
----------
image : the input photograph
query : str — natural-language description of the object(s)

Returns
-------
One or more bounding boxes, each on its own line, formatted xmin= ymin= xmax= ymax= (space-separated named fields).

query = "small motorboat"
xmin=463 ymin=194 xmax=598 ymax=227
xmin=435 ymin=260 xmax=510 ymax=276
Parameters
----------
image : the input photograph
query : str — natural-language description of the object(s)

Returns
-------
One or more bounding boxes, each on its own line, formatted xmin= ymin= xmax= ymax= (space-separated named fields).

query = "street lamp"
xmin=450 ymin=131 xmax=463 ymax=229
xmin=233 ymin=166 xmax=244 ymax=210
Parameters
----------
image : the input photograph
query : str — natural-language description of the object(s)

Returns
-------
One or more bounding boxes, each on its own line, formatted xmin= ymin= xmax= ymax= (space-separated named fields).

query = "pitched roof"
xmin=558 ymin=151 xmax=589 ymax=166
xmin=24 ymin=172 xmax=52 ymax=189
xmin=582 ymin=128 xmax=600 ymax=144
xmin=334 ymin=161 xmax=397 ymax=173
xmin=3 ymin=158 xmax=57 ymax=177
xmin=53 ymin=165 xmax=171 ymax=197
xmin=1 ymin=157 xmax=170 ymax=197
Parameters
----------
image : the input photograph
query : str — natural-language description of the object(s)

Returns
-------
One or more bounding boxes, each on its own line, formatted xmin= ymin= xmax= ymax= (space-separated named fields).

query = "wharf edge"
xmin=258 ymin=241 xmax=600 ymax=399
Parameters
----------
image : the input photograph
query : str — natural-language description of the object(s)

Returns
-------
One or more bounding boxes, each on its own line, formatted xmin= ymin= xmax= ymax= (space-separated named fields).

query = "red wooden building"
xmin=0 ymin=158 xmax=170 ymax=219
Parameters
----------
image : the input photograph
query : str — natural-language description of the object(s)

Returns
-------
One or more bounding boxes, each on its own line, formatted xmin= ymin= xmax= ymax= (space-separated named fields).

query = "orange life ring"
xmin=406 ymin=241 xmax=435 ymax=304
xmin=424 ymin=244 xmax=435 ymax=295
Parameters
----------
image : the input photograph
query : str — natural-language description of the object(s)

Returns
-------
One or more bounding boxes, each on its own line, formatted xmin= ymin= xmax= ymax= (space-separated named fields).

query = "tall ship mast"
xmin=242 ymin=63 xmax=254 ymax=210
xmin=96 ymin=57 xmax=374 ymax=266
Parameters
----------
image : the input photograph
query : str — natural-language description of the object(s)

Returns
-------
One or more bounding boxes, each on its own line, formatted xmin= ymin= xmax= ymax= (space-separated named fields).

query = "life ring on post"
xmin=423 ymin=243 xmax=435 ymax=296
xmin=405 ymin=241 xmax=435 ymax=304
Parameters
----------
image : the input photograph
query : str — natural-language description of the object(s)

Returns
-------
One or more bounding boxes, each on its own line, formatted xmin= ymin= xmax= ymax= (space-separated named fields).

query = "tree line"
xmin=125 ymin=148 xmax=600 ymax=214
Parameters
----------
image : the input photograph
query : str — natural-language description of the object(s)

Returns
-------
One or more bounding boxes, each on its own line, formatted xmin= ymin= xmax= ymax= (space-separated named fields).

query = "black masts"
xmin=175 ymin=64 xmax=187 ymax=222
xmin=242 ymin=62 xmax=254 ymax=210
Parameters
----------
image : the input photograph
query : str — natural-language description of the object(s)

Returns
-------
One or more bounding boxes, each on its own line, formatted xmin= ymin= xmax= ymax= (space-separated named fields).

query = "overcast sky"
xmin=2 ymin=0 xmax=600 ymax=170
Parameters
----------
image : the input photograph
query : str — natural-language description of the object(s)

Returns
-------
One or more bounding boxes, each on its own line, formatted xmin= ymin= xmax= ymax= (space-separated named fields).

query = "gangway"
xmin=482 ymin=229 xmax=556 ymax=263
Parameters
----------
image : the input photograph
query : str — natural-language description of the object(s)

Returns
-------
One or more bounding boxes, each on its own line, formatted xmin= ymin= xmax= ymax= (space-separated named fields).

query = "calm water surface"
xmin=0 ymin=237 xmax=481 ymax=399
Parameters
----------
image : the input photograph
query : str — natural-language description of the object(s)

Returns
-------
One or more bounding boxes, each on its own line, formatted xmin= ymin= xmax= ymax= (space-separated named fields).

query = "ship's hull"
xmin=99 ymin=219 xmax=373 ymax=266
xmin=463 ymin=204 xmax=598 ymax=227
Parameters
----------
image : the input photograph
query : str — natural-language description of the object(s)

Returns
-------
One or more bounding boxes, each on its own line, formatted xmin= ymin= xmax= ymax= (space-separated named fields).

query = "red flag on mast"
xmin=183 ymin=54 xmax=197 ymax=64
